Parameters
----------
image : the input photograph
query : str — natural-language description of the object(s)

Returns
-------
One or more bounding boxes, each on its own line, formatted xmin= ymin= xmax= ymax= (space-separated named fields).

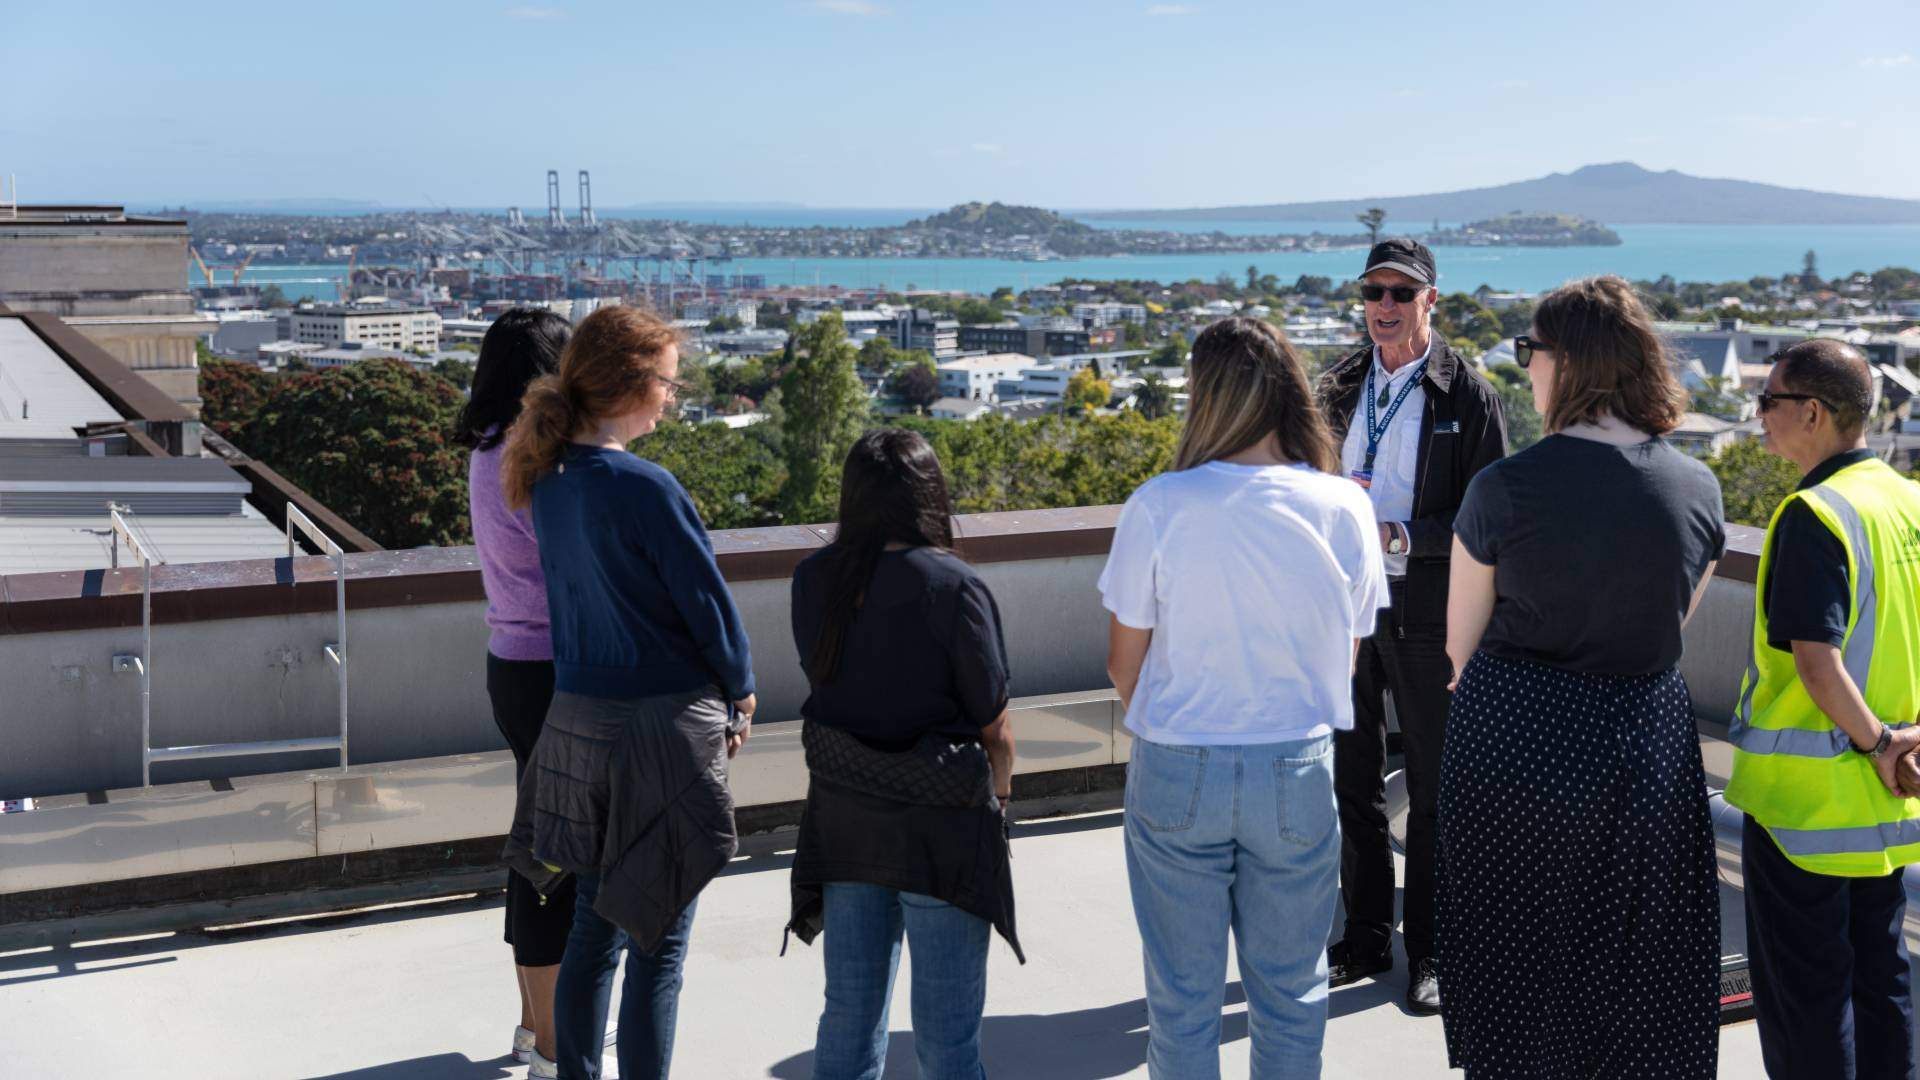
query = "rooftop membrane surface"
xmin=1 ymin=811 xmax=1768 ymax=1079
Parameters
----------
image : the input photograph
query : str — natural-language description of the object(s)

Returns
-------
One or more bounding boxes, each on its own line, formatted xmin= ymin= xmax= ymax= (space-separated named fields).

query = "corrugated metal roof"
xmin=0 ymin=316 xmax=122 ymax=441
xmin=0 ymin=505 xmax=290 ymax=576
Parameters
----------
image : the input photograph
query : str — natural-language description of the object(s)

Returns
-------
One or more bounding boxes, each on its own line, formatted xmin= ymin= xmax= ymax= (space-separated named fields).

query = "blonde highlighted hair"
xmin=499 ymin=305 xmax=680 ymax=509
xmin=1173 ymin=317 xmax=1338 ymax=473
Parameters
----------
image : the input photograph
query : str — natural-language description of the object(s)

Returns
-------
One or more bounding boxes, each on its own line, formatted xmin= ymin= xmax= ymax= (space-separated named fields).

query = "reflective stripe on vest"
xmin=1728 ymin=481 xmax=1878 ymax=759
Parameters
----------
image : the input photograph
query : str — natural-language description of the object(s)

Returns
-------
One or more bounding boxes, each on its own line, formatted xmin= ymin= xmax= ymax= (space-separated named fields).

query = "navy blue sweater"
xmin=531 ymin=444 xmax=755 ymax=702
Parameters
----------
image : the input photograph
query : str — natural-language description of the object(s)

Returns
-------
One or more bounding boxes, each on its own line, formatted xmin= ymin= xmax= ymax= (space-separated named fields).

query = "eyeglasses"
xmin=1513 ymin=335 xmax=1551 ymax=369
xmin=1359 ymin=284 xmax=1424 ymax=304
xmin=646 ymin=371 xmax=693 ymax=398
xmin=1757 ymin=391 xmax=1829 ymax=413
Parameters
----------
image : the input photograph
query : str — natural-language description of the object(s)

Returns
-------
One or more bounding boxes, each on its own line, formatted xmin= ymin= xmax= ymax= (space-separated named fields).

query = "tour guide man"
xmin=1727 ymin=339 xmax=1920 ymax=1079
xmin=1317 ymin=238 xmax=1506 ymax=1014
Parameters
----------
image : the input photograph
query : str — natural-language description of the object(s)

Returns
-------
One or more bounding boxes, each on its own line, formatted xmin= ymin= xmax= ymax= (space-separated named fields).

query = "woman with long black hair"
xmin=785 ymin=428 xmax=1021 ymax=1080
xmin=454 ymin=307 xmax=574 ymax=1073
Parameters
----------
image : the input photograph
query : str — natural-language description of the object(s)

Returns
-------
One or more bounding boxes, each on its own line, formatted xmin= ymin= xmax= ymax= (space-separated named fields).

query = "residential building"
xmin=1071 ymin=301 xmax=1147 ymax=328
xmin=0 ymin=204 xmax=215 ymax=413
xmin=1666 ymin=412 xmax=1758 ymax=457
xmin=304 ymin=344 xmax=415 ymax=370
xmin=440 ymin=318 xmax=493 ymax=349
xmin=957 ymin=321 xmax=1093 ymax=358
xmin=893 ymin=309 xmax=960 ymax=359
xmin=682 ymin=298 xmax=757 ymax=328
xmin=287 ymin=303 xmax=442 ymax=353
xmin=256 ymin=341 xmax=324 ymax=369
xmin=936 ymin=353 xmax=1031 ymax=402
xmin=929 ymin=397 xmax=992 ymax=422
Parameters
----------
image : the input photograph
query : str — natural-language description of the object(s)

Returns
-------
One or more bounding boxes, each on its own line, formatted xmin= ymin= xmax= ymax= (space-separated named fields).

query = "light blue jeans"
xmin=1125 ymin=733 xmax=1339 ymax=1080
xmin=811 ymin=881 xmax=991 ymax=1080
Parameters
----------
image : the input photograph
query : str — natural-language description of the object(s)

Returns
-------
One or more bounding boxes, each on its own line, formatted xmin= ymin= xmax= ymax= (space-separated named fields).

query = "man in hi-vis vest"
xmin=1727 ymin=339 xmax=1920 ymax=1079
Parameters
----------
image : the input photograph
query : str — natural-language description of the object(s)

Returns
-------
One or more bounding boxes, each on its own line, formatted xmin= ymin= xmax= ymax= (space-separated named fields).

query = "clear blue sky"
xmin=3 ymin=0 xmax=1916 ymax=209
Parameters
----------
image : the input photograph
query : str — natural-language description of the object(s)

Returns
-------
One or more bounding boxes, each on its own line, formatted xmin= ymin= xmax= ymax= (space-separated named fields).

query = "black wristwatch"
xmin=1855 ymin=725 xmax=1893 ymax=758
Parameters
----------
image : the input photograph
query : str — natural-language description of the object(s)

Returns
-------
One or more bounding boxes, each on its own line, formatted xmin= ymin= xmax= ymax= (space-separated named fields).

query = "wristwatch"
xmin=1386 ymin=523 xmax=1406 ymax=556
xmin=1855 ymin=725 xmax=1893 ymax=758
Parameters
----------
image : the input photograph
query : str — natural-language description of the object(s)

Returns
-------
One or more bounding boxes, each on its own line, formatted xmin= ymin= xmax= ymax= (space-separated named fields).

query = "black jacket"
xmin=786 ymin=720 xmax=1024 ymax=963
xmin=503 ymin=687 xmax=737 ymax=953
xmin=1317 ymin=340 xmax=1508 ymax=626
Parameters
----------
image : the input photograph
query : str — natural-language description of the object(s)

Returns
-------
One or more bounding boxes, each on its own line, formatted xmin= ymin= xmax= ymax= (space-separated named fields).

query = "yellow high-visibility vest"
xmin=1726 ymin=456 xmax=1920 ymax=877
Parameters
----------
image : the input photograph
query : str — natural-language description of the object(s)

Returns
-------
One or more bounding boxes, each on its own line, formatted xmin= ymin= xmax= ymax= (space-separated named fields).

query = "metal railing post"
xmin=286 ymin=505 xmax=349 ymax=771
xmin=110 ymin=507 xmax=155 ymax=788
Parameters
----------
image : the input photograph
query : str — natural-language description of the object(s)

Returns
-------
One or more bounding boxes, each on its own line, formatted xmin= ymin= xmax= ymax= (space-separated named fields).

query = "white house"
xmin=936 ymin=353 xmax=1032 ymax=402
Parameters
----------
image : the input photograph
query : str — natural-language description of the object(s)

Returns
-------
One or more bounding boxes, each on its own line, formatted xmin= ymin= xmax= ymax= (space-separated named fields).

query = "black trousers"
xmin=1334 ymin=579 xmax=1451 ymax=962
xmin=1744 ymin=814 xmax=1917 ymax=1080
xmin=487 ymin=652 xmax=574 ymax=967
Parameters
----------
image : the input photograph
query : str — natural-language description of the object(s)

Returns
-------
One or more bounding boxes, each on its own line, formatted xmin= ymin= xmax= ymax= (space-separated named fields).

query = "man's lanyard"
xmin=1362 ymin=360 xmax=1426 ymax=473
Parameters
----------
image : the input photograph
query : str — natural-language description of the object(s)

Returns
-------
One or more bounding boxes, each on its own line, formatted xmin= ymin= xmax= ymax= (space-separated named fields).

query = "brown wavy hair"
xmin=500 ymin=305 xmax=680 ymax=510
xmin=1531 ymin=275 xmax=1688 ymax=436
xmin=1174 ymin=316 xmax=1337 ymax=472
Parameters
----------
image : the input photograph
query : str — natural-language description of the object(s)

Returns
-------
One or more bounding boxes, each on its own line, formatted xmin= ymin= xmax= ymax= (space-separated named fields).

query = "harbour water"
xmin=197 ymin=217 xmax=1920 ymax=303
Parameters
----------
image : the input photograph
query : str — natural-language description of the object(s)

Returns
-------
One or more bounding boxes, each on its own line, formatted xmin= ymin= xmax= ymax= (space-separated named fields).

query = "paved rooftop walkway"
xmin=2 ymin=811 xmax=1764 ymax=1078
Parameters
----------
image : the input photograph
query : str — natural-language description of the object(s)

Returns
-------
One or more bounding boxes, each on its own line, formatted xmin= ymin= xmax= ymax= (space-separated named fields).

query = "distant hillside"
xmin=1088 ymin=163 xmax=1920 ymax=226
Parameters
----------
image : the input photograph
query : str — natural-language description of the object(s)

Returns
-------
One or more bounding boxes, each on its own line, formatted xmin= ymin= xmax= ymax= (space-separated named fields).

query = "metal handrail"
xmin=124 ymin=503 xmax=351 ymax=788
xmin=286 ymin=504 xmax=350 ymax=772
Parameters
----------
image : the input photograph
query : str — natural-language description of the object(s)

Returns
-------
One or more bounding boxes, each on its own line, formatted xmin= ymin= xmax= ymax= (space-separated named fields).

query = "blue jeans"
xmin=553 ymin=871 xmax=697 ymax=1080
xmin=1125 ymin=734 xmax=1339 ymax=1080
xmin=812 ymin=881 xmax=991 ymax=1080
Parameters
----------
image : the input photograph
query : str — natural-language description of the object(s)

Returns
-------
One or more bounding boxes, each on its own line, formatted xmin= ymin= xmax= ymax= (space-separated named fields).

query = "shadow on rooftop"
xmin=770 ymin=983 xmax=1247 ymax=1079
xmin=0 ymin=889 xmax=502 ymax=983
xmin=300 ymin=1052 xmax=518 ymax=1080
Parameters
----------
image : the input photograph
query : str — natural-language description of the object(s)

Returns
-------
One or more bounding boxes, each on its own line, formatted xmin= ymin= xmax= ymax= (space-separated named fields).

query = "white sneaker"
xmin=513 ymin=1025 xmax=536 ymax=1064
xmin=529 ymin=1049 xmax=558 ymax=1079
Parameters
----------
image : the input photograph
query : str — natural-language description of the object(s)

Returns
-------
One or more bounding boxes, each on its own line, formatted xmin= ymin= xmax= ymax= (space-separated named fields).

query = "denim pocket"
xmin=1126 ymin=740 xmax=1207 ymax=832
xmin=1274 ymin=745 xmax=1335 ymax=848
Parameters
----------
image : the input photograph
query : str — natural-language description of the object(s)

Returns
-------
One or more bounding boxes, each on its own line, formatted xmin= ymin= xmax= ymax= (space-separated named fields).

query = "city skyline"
xmin=3 ymin=0 xmax=1917 ymax=209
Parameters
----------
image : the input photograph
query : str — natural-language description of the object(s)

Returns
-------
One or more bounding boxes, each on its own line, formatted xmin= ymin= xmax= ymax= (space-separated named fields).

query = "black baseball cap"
xmin=1362 ymin=238 xmax=1436 ymax=285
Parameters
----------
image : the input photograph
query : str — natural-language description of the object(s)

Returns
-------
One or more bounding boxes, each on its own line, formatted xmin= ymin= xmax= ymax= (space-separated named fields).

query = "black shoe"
xmin=1327 ymin=940 xmax=1393 ymax=988
xmin=1407 ymin=957 xmax=1441 ymax=1016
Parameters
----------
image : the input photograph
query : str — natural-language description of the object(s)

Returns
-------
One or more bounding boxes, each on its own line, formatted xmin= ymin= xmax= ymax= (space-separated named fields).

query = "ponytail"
xmin=496 ymin=304 xmax=682 ymax=510
xmin=500 ymin=374 xmax=578 ymax=510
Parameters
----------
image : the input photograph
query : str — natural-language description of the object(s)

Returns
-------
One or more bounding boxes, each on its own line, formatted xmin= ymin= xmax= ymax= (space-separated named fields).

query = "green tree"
xmin=1149 ymin=333 xmax=1189 ymax=368
xmin=1063 ymin=367 xmax=1113 ymax=415
xmin=1293 ymin=274 xmax=1332 ymax=298
xmin=1690 ymin=375 xmax=1748 ymax=421
xmin=858 ymin=335 xmax=901 ymax=375
xmin=888 ymin=360 xmax=941 ymax=410
xmin=1133 ymin=371 xmax=1175 ymax=420
xmin=1246 ymin=265 xmax=1260 ymax=293
xmin=777 ymin=313 xmax=870 ymax=522
xmin=258 ymin=283 xmax=292 ymax=309
xmin=1496 ymin=300 xmax=1537 ymax=339
xmin=199 ymin=358 xmax=275 ymax=443
xmin=706 ymin=314 xmax=744 ymax=332
xmin=432 ymin=357 xmax=474 ymax=391
xmin=632 ymin=419 xmax=783 ymax=529
xmin=1709 ymin=437 xmax=1802 ymax=527
xmin=1357 ymin=208 xmax=1387 ymax=246
xmin=1485 ymin=364 xmax=1542 ymax=451
xmin=1434 ymin=293 xmax=1504 ymax=352
xmin=246 ymin=359 xmax=470 ymax=547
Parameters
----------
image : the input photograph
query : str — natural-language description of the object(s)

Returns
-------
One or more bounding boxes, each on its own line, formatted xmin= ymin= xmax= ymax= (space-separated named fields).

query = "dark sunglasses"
xmin=1359 ymin=283 xmax=1424 ymax=303
xmin=1757 ymin=391 xmax=1829 ymax=413
xmin=1513 ymin=335 xmax=1550 ymax=369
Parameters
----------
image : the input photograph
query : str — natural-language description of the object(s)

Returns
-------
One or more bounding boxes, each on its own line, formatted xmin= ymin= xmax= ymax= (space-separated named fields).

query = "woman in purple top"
xmin=456 ymin=307 xmax=573 ymax=1075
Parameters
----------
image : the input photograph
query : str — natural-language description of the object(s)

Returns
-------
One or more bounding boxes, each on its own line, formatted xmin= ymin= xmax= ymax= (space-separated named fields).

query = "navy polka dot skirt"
xmin=1436 ymin=651 xmax=1720 ymax=1079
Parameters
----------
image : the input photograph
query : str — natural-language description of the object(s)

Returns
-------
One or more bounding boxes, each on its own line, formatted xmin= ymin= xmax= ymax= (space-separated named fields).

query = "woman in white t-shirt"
xmin=1100 ymin=316 xmax=1388 ymax=1080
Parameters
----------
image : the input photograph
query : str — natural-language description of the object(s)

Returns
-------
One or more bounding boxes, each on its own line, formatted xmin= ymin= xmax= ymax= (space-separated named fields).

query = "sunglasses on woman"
xmin=1359 ymin=284 xmax=1424 ymax=304
xmin=1513 ymin=335 xmax=1550 ymax=369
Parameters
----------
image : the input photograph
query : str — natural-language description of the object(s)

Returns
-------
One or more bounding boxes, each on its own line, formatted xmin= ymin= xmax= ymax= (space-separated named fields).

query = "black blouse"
xmin=790 ymin=546 xmax=1010 ymax=746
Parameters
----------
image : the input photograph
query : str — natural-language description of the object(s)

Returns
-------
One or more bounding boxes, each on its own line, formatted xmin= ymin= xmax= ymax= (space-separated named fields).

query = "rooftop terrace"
xmin=0 ymin=456 xmax=1882 ymax=1079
